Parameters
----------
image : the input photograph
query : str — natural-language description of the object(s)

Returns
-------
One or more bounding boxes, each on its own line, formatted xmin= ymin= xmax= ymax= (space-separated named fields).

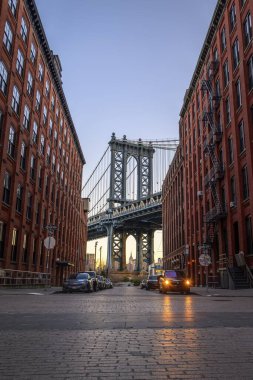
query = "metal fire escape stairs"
xmin=201 ymin=61 xmax=226 ymax=248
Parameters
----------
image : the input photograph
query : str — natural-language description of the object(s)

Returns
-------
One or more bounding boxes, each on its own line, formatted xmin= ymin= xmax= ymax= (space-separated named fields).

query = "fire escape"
xmin=201 ymin=61 xmax=226 ymax=248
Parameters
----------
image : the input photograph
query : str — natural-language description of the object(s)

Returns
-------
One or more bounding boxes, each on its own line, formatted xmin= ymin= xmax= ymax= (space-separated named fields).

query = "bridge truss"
xmin=82 ymin=133 xmax=178 ymax=271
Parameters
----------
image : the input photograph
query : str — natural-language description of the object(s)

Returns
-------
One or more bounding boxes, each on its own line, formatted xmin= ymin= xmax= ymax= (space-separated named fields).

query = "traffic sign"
xmin=199 ymin=253 xmax=211 ymax=266
xmin=44 ymin=236 xmax=56 ymax=249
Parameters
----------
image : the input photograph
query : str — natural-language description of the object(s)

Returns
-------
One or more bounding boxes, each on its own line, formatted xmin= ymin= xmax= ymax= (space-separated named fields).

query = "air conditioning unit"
xmin=197 ymin=191 xmax=203 ymax=197
xmin=230 ymin=201 xmax=236 ymax=208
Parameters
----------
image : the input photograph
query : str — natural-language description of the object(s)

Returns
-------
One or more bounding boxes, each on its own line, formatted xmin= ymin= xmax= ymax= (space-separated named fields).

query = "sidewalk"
xmin=192 ymin=286 xmax=253 ymax=297
xmin=0 ymin=286 xmax=62 ymax=295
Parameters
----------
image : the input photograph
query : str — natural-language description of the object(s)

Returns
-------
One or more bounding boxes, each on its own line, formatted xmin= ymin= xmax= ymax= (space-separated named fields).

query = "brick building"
xmin=0 ymin=0 xmax=87 ymax=286
xmin=163 ymin=0 xmax=253 ymax=287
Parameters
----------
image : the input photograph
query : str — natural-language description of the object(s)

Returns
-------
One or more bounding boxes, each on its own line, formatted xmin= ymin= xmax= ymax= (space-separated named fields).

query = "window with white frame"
xmin=229 ymin=3 xmax=236 ymax=32
xmin=32 ymin=121 xmax=38 ymax=144
xmin=238 ymin=120 xmax=245 ymax=153
xmin=0 ymin=61 xmax=8 ymax=95
xmin=3 ymin=21 xmax=13 ymax=53
xmin=51 ymin=95 xmax=55 ymax=111
xmin=235 ymin=79 xmax=242 ymax=109
xmin=244 ymin=13 xmax=252 ymax=48
xmin=23 ymin=105 xmax=30 ymax=130
xmin=49 ymin=119 xmax=53 ymax=136
xmin=3 ymin=171 xmax=11 ymax=204
xmin=43 ymin=105 xmax=47 ymax=125
xmin=30 ymin=42 xmax=36 ymax=64
xmin=20 ymin=141 xmax=26 ymax=170
xmin=16 ymin=184 xmax=23 ymax=213
xmin=40 ymin=134 xmax=45 ymax=155
xmin=47 ymin=145 xmax=51 ymax=164
xmin=38 ymin=63 xmax=44 ymax=82
xmin=35 ymin=89 xmax=41 ymax=111
xmin=16 ymin=49 xmax=24 ymax=77
xmin=27 ymin=71 xmax=33 ymax=95
xmin=8 ymin=0 xmax=18 ymax=16
xmin=59 ymin=140 xmax=62 ymax=155
xmin=8 ymin=126 xmax=15 ymax=158
xmin=54 ymin=130 xmax=58 ymax=146
xmin=45 ymin=80 xmax=50 ymax=97
xmin=20 ymin=17 xmax=28 ymax=42
xmin=30 ymin=154 xmax=35 ymax=180
xmin=221 ymin=26 xmax=226 ymax=52
xmin=232 ymin=38 xmax=240 ymax=70
xmin=11 ymin=85 xmax=20 ymax=114
xmin=52 ymin=154 xmax=56 ymax=172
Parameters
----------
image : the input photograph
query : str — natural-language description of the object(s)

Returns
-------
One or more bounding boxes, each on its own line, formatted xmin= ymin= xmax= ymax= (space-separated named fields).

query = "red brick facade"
xmin=0 ymin=0 xmax=87 ymax=285
xmin=163 ymin=0 xmax=253 ymax=287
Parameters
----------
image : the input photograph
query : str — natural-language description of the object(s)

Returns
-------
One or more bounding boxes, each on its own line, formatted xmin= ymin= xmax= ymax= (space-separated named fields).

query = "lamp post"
xmin=94 ymin=241 xmax=98 ymax=271
xmin=99 ymin=246 xmax=102 ymax=273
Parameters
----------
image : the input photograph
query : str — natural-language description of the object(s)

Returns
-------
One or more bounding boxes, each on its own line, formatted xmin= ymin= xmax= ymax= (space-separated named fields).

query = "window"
xmin=46 ymin=145 xmax=51 ymax=164
xmin=240 ymin=0 xmax=246 ymax=8
xmin=45 ymin=80 xmax=50 ymax=97
xmin=3 ymin=21 xmax=13 ymax=53
xmin=238 ymin=120 xmax=245 ymax=153
xmin=30 ymin=42 xmax=36 ymax=64
xmin=40 ymin=134 xmax=45 ymax=155
xmin=52 ymin=154 xmax=56 ymax=172
xmin=244 ymin=13 xmax=252 ymax=48
xmin=35 ymin=202 xmax=40 ymax=224
xmin=38 ymin=63 xmax=44 ymax=82
xmin=232 ymin=38 xmax=240 ymax=70
xmin=23 ymin=105 xmax=30 ymax=130
xmin=16 ymin=49 xmax=24 ymax=77
xmin=59 ymin=140 xmax=62 ymax=155
xmin=230 ymin=176 xmax=236 ymax=204
xmin=0 ymin=61 xmax=8 ymax=95
xmin=38 ymin=165 xmax=42 ymax=189
xmin=3 ymin=171 xmax=11 ymax=204
xmin=8 ymin=126 xmax=15 ymax=158
xmin=49 ymin=119 xmax=53 ymax=136
xmin=51 ymin=96 xmax=55 ymax=111
xmin=228 ymin=136 xmax=233 ymax=164
xmin=0 ymin=110 xmax=3 ymax=138
xmin=242 ymin=166 xmax=249 ymax=200
xmin=8 ymin=0 xmax=18 ymax=16
xmin=215 ymin=79 xmax=220 ymax=97
xmin=45 ymin=175 xmax=49 ymax=194
xmin=27 ymin=71 xmax=33 ymax=95
xmin=0 ymin=221 xmax=6 ymax=259
xmin=11 ymin=228 xmax=18 ymax=262
xmin=225 ymin=96 xmax=231 ymax=124
xmin=32 ymin=121 xmax=38 ymax=144
xmin=221 ymin=27 xmax=226 ymax=52
xmin=245 ymin=216 xmax=253 ymax=255
xmin=35 ymin=90 xmax=41 ymax=111
xmin=223 ymin=60 xmax=229 ymax=88
xmin=54 ymin=130 xmax=58 ymax=146
xmin=20 ymin=17 xmax=28 ymax=42
xmin=16 ymin=184 xmax=23 ymax=213
xmin=43 ymin=105 xmax=47 ymax=125
xmin=11 ymin=85 xmax=20 ymax=114
xmin=248 ymin=55 xmax=253 ymax=91
xmin=26 ymin=192 xmax=32 ymax=220
xmin=235 ymin=79 xmax=242 ymax=109
xmin=229 ymin=3 xmax=236 ymax=32
xmin=22 ymin=234 xmax=28 ymax=263
xmin=30 ymin=154 xmax=35 ymax=180
xmin=20 ymin=141 xmax=26 ymax=170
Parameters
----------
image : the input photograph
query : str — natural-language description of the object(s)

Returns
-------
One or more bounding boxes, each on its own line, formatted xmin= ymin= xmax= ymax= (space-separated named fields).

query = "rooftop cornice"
xmin=25 ymin=0 xmax=86 ymax=165
xmin=180 ymin=0 xmax=227 ymax=118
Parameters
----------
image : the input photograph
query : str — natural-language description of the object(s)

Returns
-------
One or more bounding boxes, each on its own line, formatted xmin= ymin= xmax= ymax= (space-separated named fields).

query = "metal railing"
xmin=0 ymin=269 xmax=51 ymax=287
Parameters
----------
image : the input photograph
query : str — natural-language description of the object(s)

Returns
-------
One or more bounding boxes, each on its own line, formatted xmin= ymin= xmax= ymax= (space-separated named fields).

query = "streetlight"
xmin=99 ymin=246 xmax=102 ymax=273
xmin=94 ymin=241 xmax=98 ymax=271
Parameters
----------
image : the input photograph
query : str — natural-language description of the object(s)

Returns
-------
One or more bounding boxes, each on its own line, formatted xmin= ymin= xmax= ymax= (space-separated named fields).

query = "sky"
xmin=35 ymin=0 xmax=217 ymax=263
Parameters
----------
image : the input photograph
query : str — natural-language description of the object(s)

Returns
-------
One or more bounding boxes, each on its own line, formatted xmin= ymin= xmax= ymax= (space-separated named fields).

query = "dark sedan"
xmin=146 ymin=275 xmax=159 ymax=290
xmin=159 ymin=270 xmax=191 ymax=294
xmin=63 ymin=272 xmax=93 ymax=293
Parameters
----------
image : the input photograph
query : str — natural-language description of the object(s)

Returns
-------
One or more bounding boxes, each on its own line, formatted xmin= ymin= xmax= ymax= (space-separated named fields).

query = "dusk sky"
xmin=36 ymin=0 xmax=217 ymax=181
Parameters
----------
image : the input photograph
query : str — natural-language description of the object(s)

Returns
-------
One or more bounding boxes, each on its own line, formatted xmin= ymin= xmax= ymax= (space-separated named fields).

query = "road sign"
xmin=199 ymin=253 xmax=211 ymax=266
xmin=44 ymin=236 xmax=56 ymax=250
xmin=45 ymin=224 xmax=57 ymax=230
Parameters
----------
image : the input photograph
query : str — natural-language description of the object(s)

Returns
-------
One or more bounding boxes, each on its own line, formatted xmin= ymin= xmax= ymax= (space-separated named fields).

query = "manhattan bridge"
xmin=82 ymin=133 xmax=178 ymax=271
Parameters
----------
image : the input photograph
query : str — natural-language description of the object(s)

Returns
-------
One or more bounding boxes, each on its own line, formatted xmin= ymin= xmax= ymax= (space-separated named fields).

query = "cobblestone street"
xmin=1 ymin=286 xmax=253 ymax=379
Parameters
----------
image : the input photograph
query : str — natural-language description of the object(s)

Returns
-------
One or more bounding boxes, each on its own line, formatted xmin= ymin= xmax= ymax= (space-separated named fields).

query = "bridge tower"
xmin=106 ymin=133 xmax=156 ymax=271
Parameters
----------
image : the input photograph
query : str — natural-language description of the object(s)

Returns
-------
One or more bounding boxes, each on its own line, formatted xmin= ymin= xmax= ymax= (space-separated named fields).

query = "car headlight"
xmin=185 ymin=280 xmax=191 ymax=286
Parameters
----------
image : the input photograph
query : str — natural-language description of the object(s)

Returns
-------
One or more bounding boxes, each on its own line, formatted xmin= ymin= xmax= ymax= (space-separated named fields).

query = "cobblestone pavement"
xmin=0 ymin=286 xmax=253 ymax=379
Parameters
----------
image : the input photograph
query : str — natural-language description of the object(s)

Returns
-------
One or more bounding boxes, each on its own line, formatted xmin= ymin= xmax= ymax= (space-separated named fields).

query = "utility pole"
xmin=94 ymin=241 xmax=98 ymax=271
xmin=100 ymin=246 xmax=102 ymax=273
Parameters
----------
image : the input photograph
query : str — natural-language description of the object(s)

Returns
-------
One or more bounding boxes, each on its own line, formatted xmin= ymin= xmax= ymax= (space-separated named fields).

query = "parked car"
xmin=146 ymin=275 xmax=159 ymax=290
xmin=97 ymin=275 xmax=106 ymax=290
xmin=63 ymin=272 xmax=93 ymax=293
xmin=140 ymin=278 xmax=147 ymax=289
xmin=159 ymin=270 xmax=191 ymax=294
xmin=105 ymin=278 xmax=113 ymax=289
xmin=84 ymin=271 xmax=98 ymax=291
